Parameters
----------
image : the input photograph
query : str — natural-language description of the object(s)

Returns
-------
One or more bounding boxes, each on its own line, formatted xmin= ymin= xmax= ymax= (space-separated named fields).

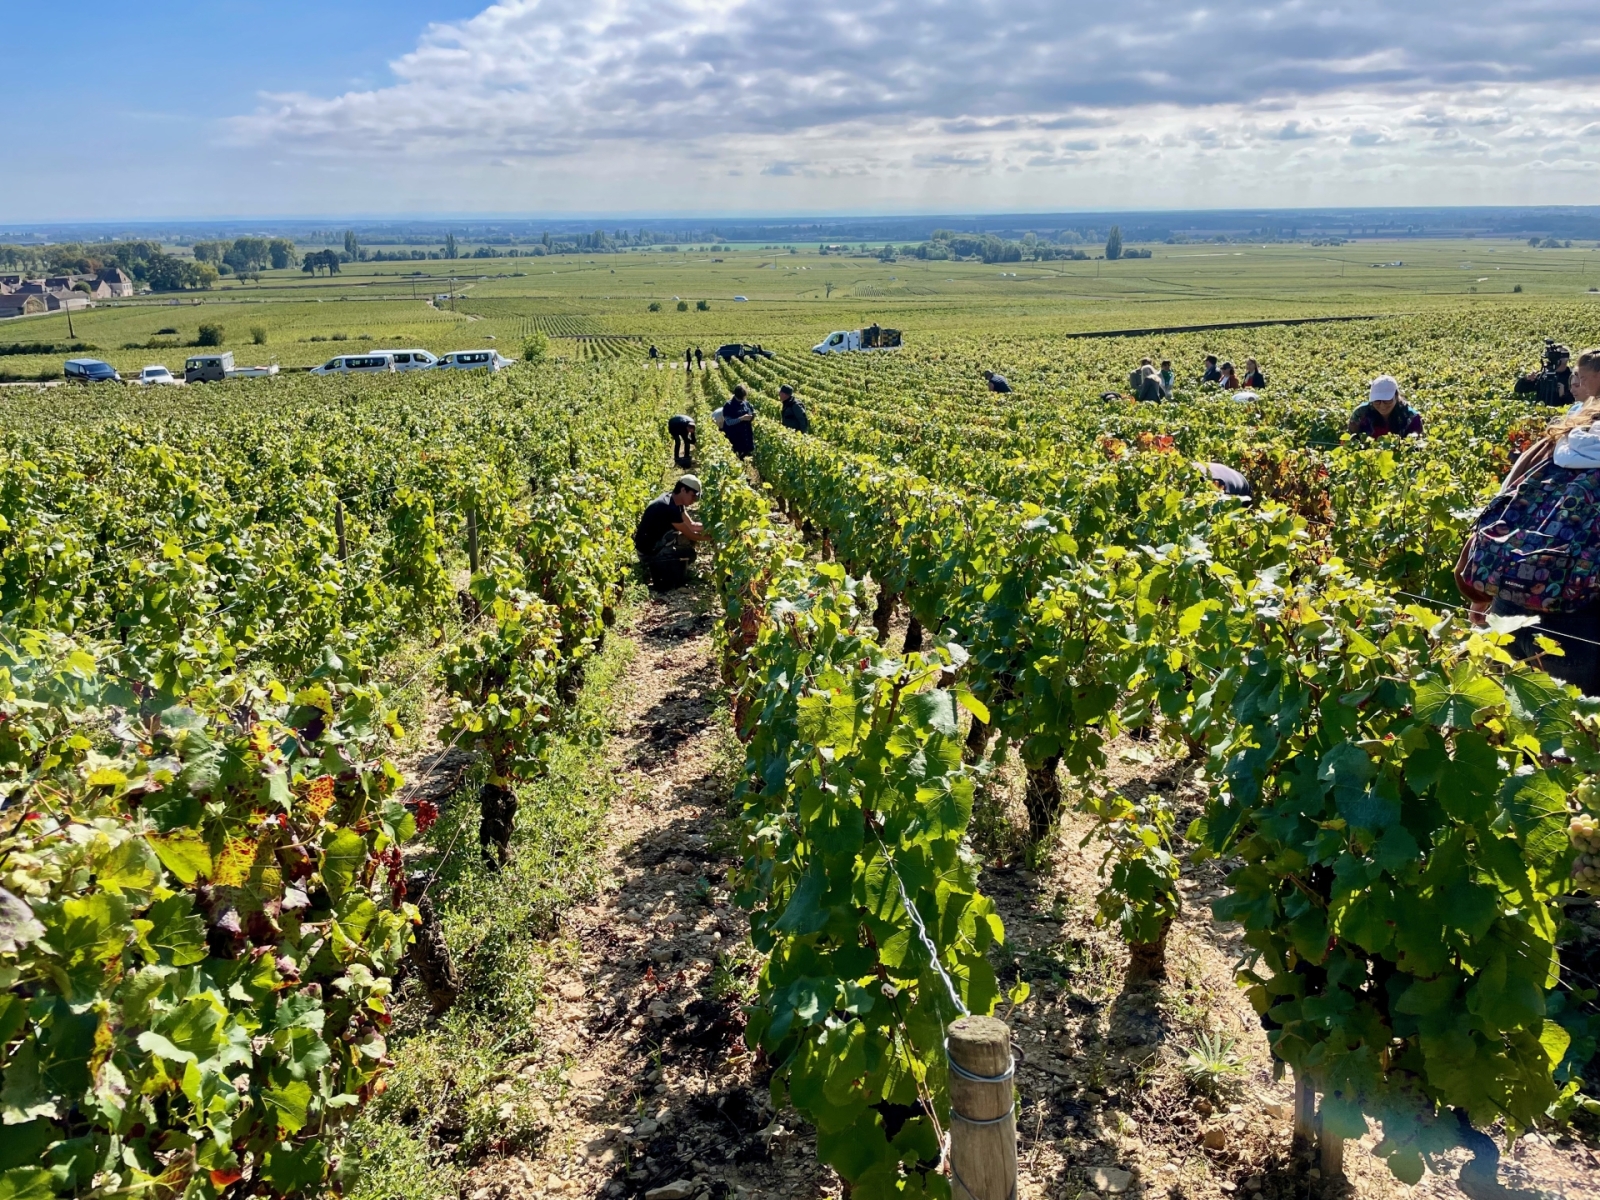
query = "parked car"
xmin=714 ymin=343 xmax=774 ymax=361
xmin=308 ymin=353 xmax=397 ymax=376
xmin=435 ymin=349 xmax=512 ymax=372
xmin=185 ymin=353 xmax=234 ymax=383
xmin=64 ymin=358 xmax=121 ymax=383
xmin=370 ymin=348 xmax=439 ymax=371
xmin=137 ymin=365 xmax=182 ymax=386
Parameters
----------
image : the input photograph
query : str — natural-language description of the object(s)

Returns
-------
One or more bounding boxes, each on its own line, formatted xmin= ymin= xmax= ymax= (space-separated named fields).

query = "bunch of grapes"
xmin=1571 ymin=813 xmax=1600 ymax=891
xmin=1578 ymin=776 xmax=1600 ymax=811
xmin=1575 ymin=812 xmax=1600 ymax=852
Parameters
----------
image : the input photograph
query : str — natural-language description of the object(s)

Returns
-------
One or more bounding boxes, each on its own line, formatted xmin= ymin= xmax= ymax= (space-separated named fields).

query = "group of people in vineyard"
xmin=640 ymin=338 xmax=1600 ymax=697
xmin=639 ymin=381 xmax=813 ymax=590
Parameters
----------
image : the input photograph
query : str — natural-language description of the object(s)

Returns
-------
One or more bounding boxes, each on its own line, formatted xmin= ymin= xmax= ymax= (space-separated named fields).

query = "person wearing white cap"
xmin=1348 ymin=376 xmax=1422 ymax=439
xmin=633 ymin=474 xmax=709 ymax=591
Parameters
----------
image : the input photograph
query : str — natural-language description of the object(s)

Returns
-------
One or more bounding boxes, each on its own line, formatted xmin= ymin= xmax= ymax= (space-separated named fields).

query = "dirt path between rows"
xmin=460 ymin=585 xmax=833 ymax=1200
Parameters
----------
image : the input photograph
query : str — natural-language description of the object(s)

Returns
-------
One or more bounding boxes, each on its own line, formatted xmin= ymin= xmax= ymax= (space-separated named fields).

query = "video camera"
xmin=1515 ymin=339 xmax=1574 ymax=406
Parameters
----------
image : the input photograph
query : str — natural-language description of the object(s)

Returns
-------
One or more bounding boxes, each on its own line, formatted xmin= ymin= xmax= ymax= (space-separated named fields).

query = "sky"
xmin=6 ymin=0 xmax=1600 ymax=220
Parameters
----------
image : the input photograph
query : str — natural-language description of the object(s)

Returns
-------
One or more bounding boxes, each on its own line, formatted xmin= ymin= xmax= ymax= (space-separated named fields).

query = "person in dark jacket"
xmin=685 ymin=347 xmax=692 ymax=370
xmin=1200 ymin=355 xmax=1222 ymax=384
xmin=779 ymin=385 xmax=810 ymax=433
xmin=633 ymin=475 xmax=709 ymax=591
xmin=649 ymin=345 xmax=659 ymax=361
xmin=695 ymin=346 xmax=704 ymax=369
xmin=720 ymin=384 xmax=756 ymax=458
xmin=985 ymin=371 xmax=1012 ymax=393
xmin=1348 ymin=375 xmax=1423 ymax=439
xmin=667 ymin=414 xmax=696 ymax=467
xmin=1513 ymin=344 xmax=1573 ymax=407
xmin=1241 ymin=358 xmax=1266 ymax=389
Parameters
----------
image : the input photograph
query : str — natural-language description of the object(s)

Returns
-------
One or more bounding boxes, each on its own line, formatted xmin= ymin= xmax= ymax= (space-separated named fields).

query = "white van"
xmin=309 ymin=353 xmax=396 ymax=376
xmin=436 ymin=349 xmax=512 ymax=372
xmin=370 ymin=348 xmax=438 ymax=371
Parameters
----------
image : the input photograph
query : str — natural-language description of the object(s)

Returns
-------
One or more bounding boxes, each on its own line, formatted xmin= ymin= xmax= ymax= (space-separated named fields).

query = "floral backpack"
xmin=1455 ymin=442 xmax=1600 ymax=612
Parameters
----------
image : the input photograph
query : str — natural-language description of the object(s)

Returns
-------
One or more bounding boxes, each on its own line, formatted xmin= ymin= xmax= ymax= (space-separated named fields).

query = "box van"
xmin=436 ymin=350 xmax=511 ymax=372
xmin=64 ymin=358 xmax=121 ymax=383
xmin=185 ymin=353 xmax=234 ymax=383
xmin=309 ymin=353 xmax=397 ymax=376
xmin=370 ymin=348 xmax=438 ymax=371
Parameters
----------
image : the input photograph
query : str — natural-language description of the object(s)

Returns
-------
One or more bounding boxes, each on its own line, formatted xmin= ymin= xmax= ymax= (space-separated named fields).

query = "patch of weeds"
xmin=705 ymin=949 xmax=760 ymax=1005
xmin=1181 ymin=1031 xmax=1245 ymax=1098
xmin=346 ymin=608 xmax=638 ymax=1200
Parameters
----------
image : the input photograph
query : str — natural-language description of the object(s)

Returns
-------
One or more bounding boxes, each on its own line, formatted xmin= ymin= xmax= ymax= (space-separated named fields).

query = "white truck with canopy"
xmin=812 ymin=324 xmax=902 ymax=354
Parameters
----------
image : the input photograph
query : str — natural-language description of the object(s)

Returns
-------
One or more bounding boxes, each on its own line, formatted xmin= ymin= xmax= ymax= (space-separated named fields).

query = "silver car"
xmin=436 ymin=349 xmax=512 ymax=372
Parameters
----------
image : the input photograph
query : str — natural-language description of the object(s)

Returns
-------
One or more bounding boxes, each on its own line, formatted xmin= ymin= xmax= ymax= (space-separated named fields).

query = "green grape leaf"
xmin=143 ymin=894 xmax=208 ymax=967
xmin=0 ymin=889 xmax=44 ymax=954
xmin=904 ymin=690 xmax=960 ymax=738
xmin=263 ymin=1080 xmax=314 ymax=1134
xmin=1412 ymin=666 xmax=1505 ymax=730
xmin=260 ymin=1139 xmax=326 ymax=1190
xmin=0 ymin=1123 xmax=55 ymax=1174
xmin=320 ymin=828 xmax=367 ymax=903
xmin=0 ymin=1040 xmax=58 ymax=1125
xmin=144 ymin=832 xmax=213 ymax=884
xmin=0 ymin=1169 xmax=54 ymax=1200
xmin=774 ymin=866 xmax=830 ymax=935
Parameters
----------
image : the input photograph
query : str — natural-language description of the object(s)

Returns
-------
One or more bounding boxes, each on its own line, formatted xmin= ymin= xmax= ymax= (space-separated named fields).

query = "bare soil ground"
xmin=459 ymin=585 xmax=836 ymax=1200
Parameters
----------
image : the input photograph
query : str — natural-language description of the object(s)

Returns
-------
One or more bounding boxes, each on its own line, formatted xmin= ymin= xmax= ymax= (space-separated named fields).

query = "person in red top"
xmin=1348 ymin=375 xmax=1423 ymax=439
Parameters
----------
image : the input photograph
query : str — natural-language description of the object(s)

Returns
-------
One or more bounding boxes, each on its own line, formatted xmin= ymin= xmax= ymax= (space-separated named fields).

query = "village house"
xmin=94 ymin=268 xmax=134 ymax=297
xmin=0 ymin=293 xmax=47 ymax=318
xmin=45 ymin=288 xmax=92 ymax=312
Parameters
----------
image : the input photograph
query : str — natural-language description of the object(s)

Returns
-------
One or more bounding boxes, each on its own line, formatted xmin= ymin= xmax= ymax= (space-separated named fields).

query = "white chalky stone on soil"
xmin=1089 ymin=1167 xmax=1132 ymax=1194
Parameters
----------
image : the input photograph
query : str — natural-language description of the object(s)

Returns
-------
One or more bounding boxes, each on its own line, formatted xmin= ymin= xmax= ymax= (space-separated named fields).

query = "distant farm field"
xmin=4 ymin=237 xmax=1600 ymax=379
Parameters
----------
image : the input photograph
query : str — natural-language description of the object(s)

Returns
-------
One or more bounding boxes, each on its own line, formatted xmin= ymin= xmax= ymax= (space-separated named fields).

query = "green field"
xmin=4 ymin=237 xmax=1600 ymax=380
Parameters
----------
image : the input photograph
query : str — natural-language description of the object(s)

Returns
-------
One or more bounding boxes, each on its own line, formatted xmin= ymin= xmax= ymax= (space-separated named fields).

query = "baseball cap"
xmin=676 ymin=474 xmax=703 ymax=495
xmin=1369 ymin=375 xmax=1399 ymax=402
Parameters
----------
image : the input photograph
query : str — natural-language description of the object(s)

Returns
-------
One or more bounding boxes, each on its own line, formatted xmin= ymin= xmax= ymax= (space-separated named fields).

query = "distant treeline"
xmin=0 ymin=240 xmax=218 ymax=291
xmin=841 ymin=227 xmax=1152 ymax=264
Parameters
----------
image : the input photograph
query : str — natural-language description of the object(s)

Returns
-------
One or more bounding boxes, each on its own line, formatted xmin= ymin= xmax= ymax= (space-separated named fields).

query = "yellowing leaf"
xmin=146 ymin=832 xmax=213 ymax=884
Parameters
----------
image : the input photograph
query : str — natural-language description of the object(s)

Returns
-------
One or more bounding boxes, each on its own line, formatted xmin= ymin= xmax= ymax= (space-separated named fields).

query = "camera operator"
xmin=1513 ymin=340 xmax=1574 ymax=407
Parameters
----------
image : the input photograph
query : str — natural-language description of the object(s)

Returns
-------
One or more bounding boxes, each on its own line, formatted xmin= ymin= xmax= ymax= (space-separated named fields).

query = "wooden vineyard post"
xmin=466 ymin=508 xmax=479 ymax=575
xmin=1320 ymin=1127 xmax=1345 ymax=1180
xmin=947 ymin=1016 xmax=1016 ymax=1200
xmin=335 ymin=500 xmax=347 ymax=561
xmin=1292 ymin=1069 xmax=1317 ymax=1149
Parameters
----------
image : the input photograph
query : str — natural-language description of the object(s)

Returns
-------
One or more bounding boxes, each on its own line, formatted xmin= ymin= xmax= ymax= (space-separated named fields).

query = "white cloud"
xmin=222 ymin=0 xmax=1600 ymax=209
